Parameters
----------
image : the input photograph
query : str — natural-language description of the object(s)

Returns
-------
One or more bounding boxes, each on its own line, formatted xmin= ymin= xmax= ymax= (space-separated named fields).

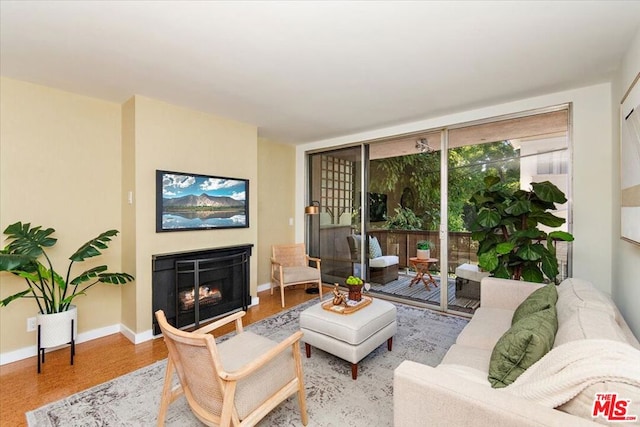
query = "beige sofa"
xmin=394 ymin=277 xmax=640 ymax=426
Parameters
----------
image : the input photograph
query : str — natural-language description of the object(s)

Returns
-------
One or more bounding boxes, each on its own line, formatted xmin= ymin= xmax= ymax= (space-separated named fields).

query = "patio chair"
xmin=155 ymin=310 xmax=308 ymax=427
xmin=271 ymin=243 xmax=322 ymax=308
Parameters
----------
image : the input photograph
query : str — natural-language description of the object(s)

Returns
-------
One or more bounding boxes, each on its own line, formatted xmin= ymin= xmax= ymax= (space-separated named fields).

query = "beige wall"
xmin=0 ymin=81 xmax=262 ymax=357
xmin=257 ymin=138 xmax=296 ymax=286
xmin=124 ymin=96 xmax=258 ymax=334
xmin=0 ymin=77 xmax=123 ymax=353
xmin=613 ymin=27 xmax=640 ymax=338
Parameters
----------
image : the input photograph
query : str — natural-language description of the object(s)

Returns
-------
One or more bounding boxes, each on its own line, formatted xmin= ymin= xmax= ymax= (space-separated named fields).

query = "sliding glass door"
xmin=307 ymin=146 xmax=366 ymax=286
xmin=306 ymin=105 xmax=572 ymax=315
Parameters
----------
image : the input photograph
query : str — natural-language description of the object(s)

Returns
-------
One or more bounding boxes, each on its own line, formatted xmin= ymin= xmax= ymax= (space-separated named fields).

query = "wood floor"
xmin=0 ymin=286 xmax=326 ymax=427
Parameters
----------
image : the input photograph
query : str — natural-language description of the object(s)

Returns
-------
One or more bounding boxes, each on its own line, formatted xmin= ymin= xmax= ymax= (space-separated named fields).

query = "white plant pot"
xmin=37 ymin=305 xmax=78 ymax=348
xmin=417 ymin=249 xmax=430 ymax=259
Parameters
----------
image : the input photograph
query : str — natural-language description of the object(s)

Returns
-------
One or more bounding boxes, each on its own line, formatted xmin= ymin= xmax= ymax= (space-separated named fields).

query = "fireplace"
xmin=152 ymin=244 xmax=252 ymax=335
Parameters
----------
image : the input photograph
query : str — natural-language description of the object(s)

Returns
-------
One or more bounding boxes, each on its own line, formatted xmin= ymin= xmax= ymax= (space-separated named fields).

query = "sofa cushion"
xmin=488 ymin=307 xmax=558 ymax=388
xmin=554 ymin=306 xmax=629 ymax=348
xmin=440 ymin=344 xmax=493 ymax=372
xmin=556 ymin=278 xmax=615 ymax=324
xmin=455 ymin=307 xmax=514 ymax=350
xmin=512 ymin=283 xmax=558 ymax=325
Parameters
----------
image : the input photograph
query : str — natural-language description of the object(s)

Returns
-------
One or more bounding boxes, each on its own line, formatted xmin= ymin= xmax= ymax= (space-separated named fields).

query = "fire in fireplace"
xmin=178 ymin=284 xmax=222 ymax=311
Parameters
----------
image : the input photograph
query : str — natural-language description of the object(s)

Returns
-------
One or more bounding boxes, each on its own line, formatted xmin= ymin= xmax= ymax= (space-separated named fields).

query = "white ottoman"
xmin=299 ymin=298 xmax=397 ymax=379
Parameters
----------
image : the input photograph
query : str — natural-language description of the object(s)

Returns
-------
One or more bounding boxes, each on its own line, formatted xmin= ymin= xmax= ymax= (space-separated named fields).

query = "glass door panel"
xmin=367 ymin=134 xmax=442 ymax=304
xmin=447 ymin=109 xmax=571 ymax=315
xmin=308 ymin=146 xmax=363 ymax=286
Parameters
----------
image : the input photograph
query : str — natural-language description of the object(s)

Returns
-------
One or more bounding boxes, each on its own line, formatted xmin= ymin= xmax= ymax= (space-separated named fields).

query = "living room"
xmin=1 ymin=2 xmax=640 ymax=426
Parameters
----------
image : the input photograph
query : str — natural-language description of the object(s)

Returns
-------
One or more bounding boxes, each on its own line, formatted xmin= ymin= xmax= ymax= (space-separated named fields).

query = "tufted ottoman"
xmin=299 ymin=298 xmax=397 ymax=379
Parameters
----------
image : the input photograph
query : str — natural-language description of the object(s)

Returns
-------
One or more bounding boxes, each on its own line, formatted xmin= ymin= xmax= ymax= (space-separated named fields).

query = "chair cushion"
xmin=369 ymin=255 xmax=399 ymax=268
xmin=281 ymin=266 xmax=320 ymax=284
xmin=488 ymin=307 xmax=558 ymax=388
xmin=511 ymin=283 xmax=558 ymax=325
xmin=217 ymin=331 xmax=296 ymax=420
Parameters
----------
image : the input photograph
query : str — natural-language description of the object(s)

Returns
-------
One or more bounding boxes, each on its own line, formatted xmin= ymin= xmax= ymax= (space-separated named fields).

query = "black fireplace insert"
xmin=152 ymin=244 xmax=252 ymax=335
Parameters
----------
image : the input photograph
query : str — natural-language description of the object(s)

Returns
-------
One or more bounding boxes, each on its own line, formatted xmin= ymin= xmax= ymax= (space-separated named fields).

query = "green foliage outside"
xmin=370 ymin=140 xmax=521 ymax=232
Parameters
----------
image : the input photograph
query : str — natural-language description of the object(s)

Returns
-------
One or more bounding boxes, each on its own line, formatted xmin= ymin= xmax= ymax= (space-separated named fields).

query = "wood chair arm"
xmin=271 ymin=257 xmax=283 ymax=267
xmin=307 ymin=256 xmax=321 ymax=267
xmin=218 ymin=330 xmax=304 ymax=381
xmin=193 ymin=310 xmax=245 ymax=335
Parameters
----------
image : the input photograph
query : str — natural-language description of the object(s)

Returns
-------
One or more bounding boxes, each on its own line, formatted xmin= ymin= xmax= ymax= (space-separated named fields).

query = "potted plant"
xmin=416 ymin=240 xmax=431 ymax=259
xmin=468 ymin=176 xmax=574 ymax=283
xmin=0 ymin=222 xmax=134 ymax=348
xmin=345 ymin=275 xmax=364 ymax=301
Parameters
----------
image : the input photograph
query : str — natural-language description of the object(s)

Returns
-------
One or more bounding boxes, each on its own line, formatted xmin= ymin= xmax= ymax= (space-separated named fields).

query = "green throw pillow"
xmin=511 ymin=283 xmax=558 ymax=325
xmin=488 ymin=307 xmax=558 ymax=388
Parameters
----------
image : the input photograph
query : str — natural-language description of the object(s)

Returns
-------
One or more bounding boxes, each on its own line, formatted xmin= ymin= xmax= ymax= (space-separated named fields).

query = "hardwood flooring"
xmin=0 ymin=285 xmax=326 ymax=427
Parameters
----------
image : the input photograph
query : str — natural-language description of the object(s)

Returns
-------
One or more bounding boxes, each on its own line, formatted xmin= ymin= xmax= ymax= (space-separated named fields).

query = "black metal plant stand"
xmin=37 ymin=319 xmax=75 ymax=373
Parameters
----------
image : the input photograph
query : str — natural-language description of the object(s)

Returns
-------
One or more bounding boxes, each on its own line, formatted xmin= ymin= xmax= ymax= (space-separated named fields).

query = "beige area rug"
xmin=27 ymin=298 xmax=469 ymax=426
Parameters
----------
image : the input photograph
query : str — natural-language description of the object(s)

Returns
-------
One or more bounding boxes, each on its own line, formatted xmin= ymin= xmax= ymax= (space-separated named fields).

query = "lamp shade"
xmin=305 ymin=205 xmax=319 ymax=215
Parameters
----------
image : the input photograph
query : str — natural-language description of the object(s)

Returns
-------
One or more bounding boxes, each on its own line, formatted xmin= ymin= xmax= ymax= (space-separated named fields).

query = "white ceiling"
xmin=1 ymin=1 xmax=639 ymax=144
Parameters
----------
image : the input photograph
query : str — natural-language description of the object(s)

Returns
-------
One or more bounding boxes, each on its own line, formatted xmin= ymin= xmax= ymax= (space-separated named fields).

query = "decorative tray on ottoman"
xmin=322 ymin=295 xmax=372 ymax=315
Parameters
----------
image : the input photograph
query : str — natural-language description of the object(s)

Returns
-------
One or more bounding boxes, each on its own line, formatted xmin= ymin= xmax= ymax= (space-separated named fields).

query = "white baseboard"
xmin=0 ymin=323 xmax=121 ymax=366
xmin=257 ymin=282 xmax=271 ymax=293
xmin=1 ymin=298 xmax=265 ymax=365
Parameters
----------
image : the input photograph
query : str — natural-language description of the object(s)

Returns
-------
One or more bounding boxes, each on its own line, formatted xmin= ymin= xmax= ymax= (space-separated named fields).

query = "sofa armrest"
xmin=480 ymin=277 xmax=545 ymax=310
xmin=394 ymin=361 xmax=596 ymax=427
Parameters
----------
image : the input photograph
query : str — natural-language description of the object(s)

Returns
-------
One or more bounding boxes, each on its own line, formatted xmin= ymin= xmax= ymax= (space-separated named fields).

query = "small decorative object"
xmin=416 ymin=240 xmax=431 ymax=259
xmin=345 ymin=275 xmax=364 ymax=302
xmin=332 ymin=284 xmax=347 ymax=305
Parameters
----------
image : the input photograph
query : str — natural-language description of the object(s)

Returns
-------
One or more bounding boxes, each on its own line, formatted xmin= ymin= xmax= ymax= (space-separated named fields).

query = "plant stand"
xmin=36 ymin=306 xmax=78 ymax=373
xmin=37 ymin=319 xmax=75 ymax=373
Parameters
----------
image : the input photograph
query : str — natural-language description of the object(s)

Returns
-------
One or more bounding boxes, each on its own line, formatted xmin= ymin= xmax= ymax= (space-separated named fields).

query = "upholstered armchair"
xmin=155 ymin=310 xmax=308 ymax=426
xmin=271 ymin=243 xmax=323 ymax=308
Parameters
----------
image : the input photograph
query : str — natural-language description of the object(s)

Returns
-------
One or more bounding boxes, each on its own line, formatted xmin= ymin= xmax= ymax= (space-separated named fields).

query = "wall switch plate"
xmin=27 ymin=317 xmax=36 ymax=332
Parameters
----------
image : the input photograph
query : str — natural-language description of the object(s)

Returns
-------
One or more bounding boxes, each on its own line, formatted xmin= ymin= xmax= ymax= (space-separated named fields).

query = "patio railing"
xmin=368 ymin=229 xmax=479 ymax=273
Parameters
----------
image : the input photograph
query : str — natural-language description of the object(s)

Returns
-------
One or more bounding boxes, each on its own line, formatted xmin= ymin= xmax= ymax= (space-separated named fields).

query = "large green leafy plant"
xmin=0 ymin=222 xmax=134 ymax=314
xmin=469 ymin=176 xmax=574 ymax=283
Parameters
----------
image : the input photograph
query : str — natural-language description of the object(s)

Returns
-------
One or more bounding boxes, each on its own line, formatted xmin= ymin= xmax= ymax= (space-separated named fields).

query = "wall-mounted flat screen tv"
xmin=156 ymin=170 xmax=249 ymax=232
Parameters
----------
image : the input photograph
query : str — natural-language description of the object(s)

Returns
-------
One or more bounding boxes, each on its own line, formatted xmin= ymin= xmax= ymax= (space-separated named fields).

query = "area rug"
xmin=26 ymin=298 xmax=469 ymax=427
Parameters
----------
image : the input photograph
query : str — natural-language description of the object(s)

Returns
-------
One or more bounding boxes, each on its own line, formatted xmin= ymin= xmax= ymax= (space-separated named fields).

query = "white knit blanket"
xmin=503 ymin=339 xmax=640 ymax=408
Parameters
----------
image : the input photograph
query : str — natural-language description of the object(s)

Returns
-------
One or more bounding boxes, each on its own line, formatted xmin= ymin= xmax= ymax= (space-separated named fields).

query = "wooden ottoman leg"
xmin=387 ymin=337 xmax=393 ymax=351
xmin=305 ymin=343 xmax=311 ymax=358
xmin=351 ymin=363 xmax=358 ymax=380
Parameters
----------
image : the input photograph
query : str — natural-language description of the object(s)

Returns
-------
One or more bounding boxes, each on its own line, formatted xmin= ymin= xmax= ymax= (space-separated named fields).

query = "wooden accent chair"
xmin=271 ymin=243 xmax=322 ymax=308
xmin=155 ymin=310 xmax=308 ymax=427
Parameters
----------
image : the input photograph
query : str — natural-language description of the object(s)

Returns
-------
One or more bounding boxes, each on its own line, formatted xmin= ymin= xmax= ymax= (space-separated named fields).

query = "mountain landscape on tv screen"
xmin=163 ymin=193 xmax=244 ymax=210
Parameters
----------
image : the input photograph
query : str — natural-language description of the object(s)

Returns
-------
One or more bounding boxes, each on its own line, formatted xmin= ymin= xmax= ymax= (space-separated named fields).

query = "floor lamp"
xmin=305 ymin=201 xmax=320 ymax=294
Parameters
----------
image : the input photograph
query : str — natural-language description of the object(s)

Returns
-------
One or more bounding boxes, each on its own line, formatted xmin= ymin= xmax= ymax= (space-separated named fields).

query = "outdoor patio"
xmin=368 ymin=273 xmax=480 ymax=314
